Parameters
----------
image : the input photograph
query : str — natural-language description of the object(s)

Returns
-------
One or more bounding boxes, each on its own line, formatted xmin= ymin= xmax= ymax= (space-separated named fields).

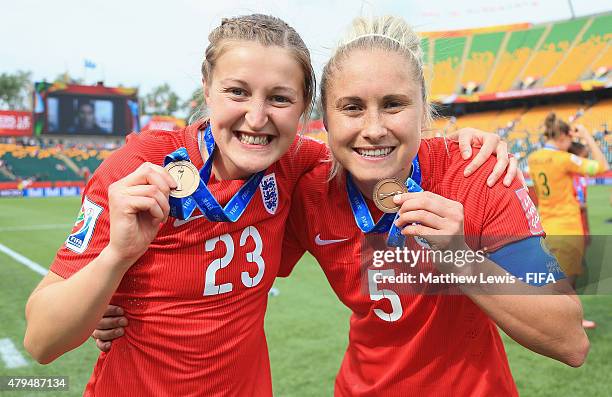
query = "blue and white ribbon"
xmin=165 ymin=124 xmax=265 ymax=221
xmin=346 ymin=156 xmax=422 ymax=247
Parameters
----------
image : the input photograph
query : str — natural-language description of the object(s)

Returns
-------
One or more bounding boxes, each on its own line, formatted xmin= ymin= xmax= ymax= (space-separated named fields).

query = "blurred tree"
xmin=0 ymin=70 xmax=32 ymax=110
xmin=184 ymin=88 xmax=204 ymax=122
xmin=142 ymin=83 xmax=180 ymax=116
xmin=53 ymin=72 xmax=83 ymax=85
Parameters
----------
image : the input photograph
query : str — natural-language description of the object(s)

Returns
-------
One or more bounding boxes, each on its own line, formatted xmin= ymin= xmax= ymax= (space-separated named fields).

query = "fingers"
xmin=103 ymin=305 xmax=124 ymax=317
xmin=464 ymin=133 xmax=501 ymax=177
xmin=92 ymin=327 xmax=125 ymax=342
xmin=456 ymin=129 xmax=474 ymax=160
xmin=95 ymin=339 xmax=112 ymax=352
xmin=109 ymin=162 xmax=175 ymax=223
xmin=485 ymin=143 xmax=510 ymax=186
xmin=126 ymin=196 xmax=165 ymax=222
xmin=394 ymin=208 xmax=445 ymax=230
xmin=503 ymin=156 xmax=519 ymax=187
xmin=125 ymin=185 xmax=171 ymax=221
xmin=96 ymin=315 xmax=128 ymax=330
xmin=393 ymin=191 xmax=459 ymax=220
xmin=120 ymin=162 xmax=176 ymax=193
xmin=399 ymin=223 xmax=439 ymax=237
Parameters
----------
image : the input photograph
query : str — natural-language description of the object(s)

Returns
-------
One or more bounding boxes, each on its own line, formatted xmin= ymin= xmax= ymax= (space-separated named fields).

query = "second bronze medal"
xmin=373 ymin=178 xmax=407 ymax=213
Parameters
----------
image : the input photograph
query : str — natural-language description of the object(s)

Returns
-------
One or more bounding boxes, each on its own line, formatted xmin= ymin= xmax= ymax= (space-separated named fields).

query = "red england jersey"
xmin=50 ymin=120 xmax=326 ymax=397
xmin=280 ymin=138 xmax=543 ymax=396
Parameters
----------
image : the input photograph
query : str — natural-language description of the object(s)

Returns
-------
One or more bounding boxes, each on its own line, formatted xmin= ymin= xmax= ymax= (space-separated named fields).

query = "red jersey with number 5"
xmin=280 ymin=138 xmax=543 ymax=396
xmin=50 ymin=120 xmax=327 ymax=397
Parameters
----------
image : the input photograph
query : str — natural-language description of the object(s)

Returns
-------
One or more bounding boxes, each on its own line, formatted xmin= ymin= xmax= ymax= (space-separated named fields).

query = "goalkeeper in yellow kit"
xmin=528 ymin=113 xmax=609 ymax=328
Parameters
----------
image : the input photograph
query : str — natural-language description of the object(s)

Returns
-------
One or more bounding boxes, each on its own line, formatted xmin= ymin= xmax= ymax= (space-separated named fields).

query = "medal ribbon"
xmin=164 ymin=124 xmax=265 ymax=221
xmin=346 ymin=156 xmax=422 ymax=247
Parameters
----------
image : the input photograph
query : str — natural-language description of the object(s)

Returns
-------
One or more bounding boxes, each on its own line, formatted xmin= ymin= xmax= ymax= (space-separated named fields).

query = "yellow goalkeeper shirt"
xmin=528 ymin=146 xmax=601 ymax=235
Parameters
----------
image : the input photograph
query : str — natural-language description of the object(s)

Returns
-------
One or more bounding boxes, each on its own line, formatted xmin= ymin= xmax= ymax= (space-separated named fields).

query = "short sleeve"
xmin=50 ymin=138 xmax=149 ymax=278
xmin=286 ymin=136 xmax=328 ymax=182
xmin=480 ymin=180 xmax=545 ymax=253
xmin=277 ymin=176 xmax=311 ymax=278
xmin=563 ymin=153 xmax=601 ymax=176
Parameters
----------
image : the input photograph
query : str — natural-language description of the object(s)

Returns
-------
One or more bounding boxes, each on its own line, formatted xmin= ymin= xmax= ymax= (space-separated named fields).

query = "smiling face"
xmin=324 ymin=48 xmax=424 ymax=192
xmin=203 ymin=41 xmax=306 ymax=179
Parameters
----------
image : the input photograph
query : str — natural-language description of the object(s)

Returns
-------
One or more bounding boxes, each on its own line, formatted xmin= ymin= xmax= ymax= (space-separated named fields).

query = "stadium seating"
xmin=578 ymin=98 xmax=612 ymax=132
xmin=544 ymin=14 xmax=612 ymax=86
xmin=0 ymin=143 xmax=110 ymax=182
xmin=516 ymin=17 xmax=588 ymax=89
xmin=425 ymin=12 xmax=611 ymax=96
xmin=459 ymin=31 xmax=505 ymax=93
xmin=431 ymin=36 xmax=467 ymax=96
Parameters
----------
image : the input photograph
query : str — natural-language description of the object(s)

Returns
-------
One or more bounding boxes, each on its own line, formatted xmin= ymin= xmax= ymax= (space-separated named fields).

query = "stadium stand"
xmin=427 ymin=12 xmax=611 ymax=96
xmin=0 ymin=142 xmax=111 ymax=182
xmin=544 ymin=14 xmax=612 ymax=86
xmin=459 ymin=31 xmax=505 ymax=94
xmin=516 ymin=17 xmax=588 ymax=89
xmin=481 ymin=26 xmax=547 ymax=94
xmin=431 ymin=36 xmax=467 ymax=96
xmin=1 ymin=14 xmax=609 ymax=187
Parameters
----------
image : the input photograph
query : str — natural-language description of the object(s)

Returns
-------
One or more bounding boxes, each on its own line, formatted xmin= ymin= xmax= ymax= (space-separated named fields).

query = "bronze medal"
xmin=373 ymin=178 xmax=407 ymax=213
xmin=164 ymin=161 xmax=200 ymax=198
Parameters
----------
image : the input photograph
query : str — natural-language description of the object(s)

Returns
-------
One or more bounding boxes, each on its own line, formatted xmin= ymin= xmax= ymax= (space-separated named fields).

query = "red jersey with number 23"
xmin=50 ymin=120 xmax=326 ymax=397
xmin=280 ymin=138 xmax=544 ymax=396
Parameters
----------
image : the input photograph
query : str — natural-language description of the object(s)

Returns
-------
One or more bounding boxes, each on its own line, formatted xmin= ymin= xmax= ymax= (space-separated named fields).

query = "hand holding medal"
xmin=106 ymin=162 xmax=177 ymax=268
xmin=392 ymin=191 xmax=467 ymax=252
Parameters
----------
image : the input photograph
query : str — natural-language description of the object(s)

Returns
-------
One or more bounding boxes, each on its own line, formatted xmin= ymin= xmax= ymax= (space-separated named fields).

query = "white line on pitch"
xmin=0 ymin=243 xmax=48 ymax=276
xmin=0 ymin=338 xmax=28 ymax=368
xmin=0 ymin=224 xmax=72 ymax=232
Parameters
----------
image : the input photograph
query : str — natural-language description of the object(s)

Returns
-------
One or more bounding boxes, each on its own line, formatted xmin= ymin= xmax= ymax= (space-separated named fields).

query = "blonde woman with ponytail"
xmin=279 ymin=16 xmax=589 ymax=396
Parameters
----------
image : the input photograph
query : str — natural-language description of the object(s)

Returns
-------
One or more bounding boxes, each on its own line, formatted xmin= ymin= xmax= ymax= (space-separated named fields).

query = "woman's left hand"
xmin=450 ymin=128 xmax=523 ymax=188
xmin=393 ymin=191 xmax=468 ymax=254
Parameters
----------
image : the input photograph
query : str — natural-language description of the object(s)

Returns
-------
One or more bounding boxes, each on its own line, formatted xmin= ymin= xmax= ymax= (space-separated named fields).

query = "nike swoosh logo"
xmin=315 ymin=234 xmax=349 ymax=246
xmin=173 ymin=214 xmax=205 ymax=227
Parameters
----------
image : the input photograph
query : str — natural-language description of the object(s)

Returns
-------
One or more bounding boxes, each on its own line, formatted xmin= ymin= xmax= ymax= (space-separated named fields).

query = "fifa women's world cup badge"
xmin=373 ymin=178 xmax=408 ymax=213
xmin=164 ymin=161 xmax=200 ymax=198
xmin=65 ymin=197 xmax=104 ymax=254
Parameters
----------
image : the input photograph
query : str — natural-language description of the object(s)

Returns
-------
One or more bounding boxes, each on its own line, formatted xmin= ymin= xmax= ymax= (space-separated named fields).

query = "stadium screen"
xmin=33 ymin=82 xmax=140 ymax=136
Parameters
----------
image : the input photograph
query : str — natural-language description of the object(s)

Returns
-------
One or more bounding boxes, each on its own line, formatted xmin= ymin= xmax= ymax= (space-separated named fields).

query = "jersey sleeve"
xmin=277 ymin=173 xmax=312 ymax=278
xmin=286 ymin=135 xmax=329 ymax=182
xmin=49 ymin=134 xmax=151 ymax=278
xmin=564 ymin=152 xmax=602 ymax=176
xmin=476 ymin=166 xmax=566 ymax=285
xmin=480 ymin=177 xmax=545 ymax=252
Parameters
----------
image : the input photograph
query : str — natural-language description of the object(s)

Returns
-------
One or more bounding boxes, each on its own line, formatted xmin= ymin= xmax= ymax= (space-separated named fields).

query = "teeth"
xmin=238 ymin=133 xmax=269 ymax=145
xmin=356 ymin=147 xmax=393 ymax=157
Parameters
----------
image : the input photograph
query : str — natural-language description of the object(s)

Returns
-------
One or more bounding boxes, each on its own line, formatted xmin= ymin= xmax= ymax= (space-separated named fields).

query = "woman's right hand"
xmin=571 ymin=124 xmax=591 ymax=141
xmin=106 ymin=162 xmax=176 ymax=268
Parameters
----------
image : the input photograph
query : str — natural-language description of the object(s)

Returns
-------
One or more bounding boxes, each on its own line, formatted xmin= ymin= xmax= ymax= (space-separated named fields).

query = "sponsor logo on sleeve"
xmin=65 ymin=197 xmax=104 ymax=253
xmin=515 ymin=187 xmax=544 ymax=235
xmin=259 ymin=173 xmax=279 ymax=215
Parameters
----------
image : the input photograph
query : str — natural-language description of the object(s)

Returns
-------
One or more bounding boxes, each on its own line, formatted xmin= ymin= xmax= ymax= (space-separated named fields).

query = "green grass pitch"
xmin=0 ymin=187 xmax=610 ymax=396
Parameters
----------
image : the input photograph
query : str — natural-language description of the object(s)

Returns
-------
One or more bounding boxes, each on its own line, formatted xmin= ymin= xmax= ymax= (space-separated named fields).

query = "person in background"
xmin=529 ymin=115 xmax=609 ymax=329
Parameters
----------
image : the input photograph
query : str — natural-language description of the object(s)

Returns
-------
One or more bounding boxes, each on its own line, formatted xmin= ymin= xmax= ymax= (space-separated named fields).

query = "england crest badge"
xmin=259 ymin=173 xmax=279 ymax=215
xmin=65 ymin=197 xmax=103 ymax=253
